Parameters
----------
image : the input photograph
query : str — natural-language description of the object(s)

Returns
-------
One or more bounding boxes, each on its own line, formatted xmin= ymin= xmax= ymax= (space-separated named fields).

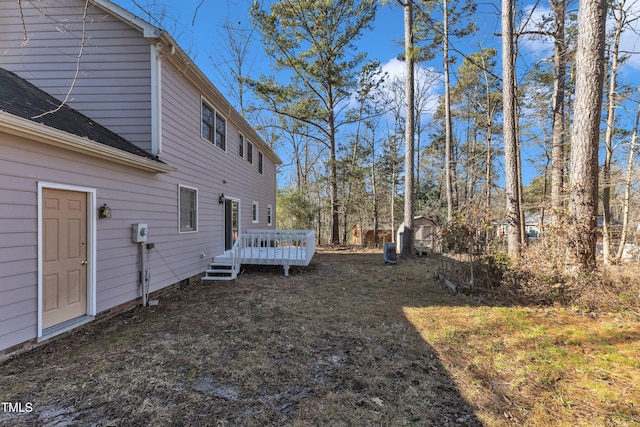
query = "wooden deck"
xmin=206 ymin=229 xmax=315 ymax=279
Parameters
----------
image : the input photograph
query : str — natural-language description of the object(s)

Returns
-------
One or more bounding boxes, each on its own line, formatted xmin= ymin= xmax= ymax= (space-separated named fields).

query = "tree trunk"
xmin=502 ymin=0 xmax=522 ymax=260
xmin=466 ymin=129 xmax=477 ymax=207
xmin=517 ymin=129 xmax=526 ymax=247
xmin=444 ymin=0 xmax=455 ymax=223
xmin=485 ymin=124 xmax=492 ymax=212
xmin=615 ymin=106 xmax=639 ymax=260
xmin=391 ymin=169 xmax=396 ymax=243
xmin=329 ymin=111 xmax=340 ymax=244
xmin=372 ymin=144 xmax=380 ymax=247
xmin=343 ymin=113 xmax=363 ymax=245
xmin=602 ymin=4 xmax=624 ymax=264
xmin=416 ymin=109 xmax=422 ymax=191
xmin=483 ymin=61 xmax=494 ymax=214
xmin=401 ymin=0 xmax=415 ymax=257
xmin=565 ymin=0 xmax=606 ymax=272
xmin=550 ymin=0 xmax=567 ymax=211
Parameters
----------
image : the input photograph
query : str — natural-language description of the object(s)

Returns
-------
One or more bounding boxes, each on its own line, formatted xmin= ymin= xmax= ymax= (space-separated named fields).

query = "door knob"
xmin=81 ymin=260 xmax=88 ymax=265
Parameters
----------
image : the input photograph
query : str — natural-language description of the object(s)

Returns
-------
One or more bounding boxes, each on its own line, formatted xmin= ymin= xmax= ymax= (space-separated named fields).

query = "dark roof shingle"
xmin=0 ymin=67 xmax=161 ymax=162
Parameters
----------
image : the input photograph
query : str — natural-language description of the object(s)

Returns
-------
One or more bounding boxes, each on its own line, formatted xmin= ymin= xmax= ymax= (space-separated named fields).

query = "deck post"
xmin=284 ymin=263 xmax=290 ymax=276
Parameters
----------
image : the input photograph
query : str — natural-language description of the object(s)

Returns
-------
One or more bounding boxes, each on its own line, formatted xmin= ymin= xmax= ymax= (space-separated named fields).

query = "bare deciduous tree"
xmin=616 ymin=103 xmax=639 ymax=260
xmin=602 ymin=0 xmax=640 ymax=264
xmin=549 ymin=0 xmax=567 ymax=211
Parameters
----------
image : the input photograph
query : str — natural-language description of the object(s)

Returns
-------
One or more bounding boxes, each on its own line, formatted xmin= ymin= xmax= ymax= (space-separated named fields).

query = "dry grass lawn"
xmin=1 ymin=248 xmax=638 ymax=426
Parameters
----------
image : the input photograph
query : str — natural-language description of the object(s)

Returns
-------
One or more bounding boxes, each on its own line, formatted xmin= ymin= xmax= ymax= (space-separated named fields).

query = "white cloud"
xmin=517 ymin=4 xmax=554 ymax=64
xmin=519 ymin=1 xmax=640 ymax=72
xmin=379 ymin=57 xmax=442 ymax=118
xmin=381 ymin=57 xmax=406 ymax=80
xmin=614 ymin=0 xmax=640 ymax=72
xmin=512 ymin=1 xmax=640 ymax=77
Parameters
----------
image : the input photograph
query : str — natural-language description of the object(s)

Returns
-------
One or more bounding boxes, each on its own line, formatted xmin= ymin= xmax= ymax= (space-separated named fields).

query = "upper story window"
xmin=201 ymin=103 xmax=214 ymax=143
xmin=238 ymin=133 xmax=244 ymax=158
xmin=267 ymin=205 xmax=273 ymax=226
xmin=201 ymin=100 xmax=226 ymax=151
xmin=247 ymin=141 xmax=254 ymax=164
xmin=215 ymin=112 xmax=226 ymax=150
xmin=258 ymin=151 xmax=263 ymax=174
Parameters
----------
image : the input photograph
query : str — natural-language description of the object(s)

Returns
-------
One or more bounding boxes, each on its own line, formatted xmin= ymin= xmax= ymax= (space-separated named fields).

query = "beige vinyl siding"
xmin=0 ymin=0 xmax=153 ymax=151
xmin=0 ymin=62 xmax=279 ymax=351
xmin=0 ymin=133 xmax=276 ymax=354
xmin=0 ymin=132 xmax=205 ymax=350
xmin=161 ymin=62 xmax=277 ymax=254
xmin=0 ymin=0 xmax=278 ymax=355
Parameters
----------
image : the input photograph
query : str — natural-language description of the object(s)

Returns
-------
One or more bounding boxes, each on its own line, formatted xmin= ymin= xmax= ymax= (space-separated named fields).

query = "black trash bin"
xmin=383 ymin=242 xmax=397 ymax=264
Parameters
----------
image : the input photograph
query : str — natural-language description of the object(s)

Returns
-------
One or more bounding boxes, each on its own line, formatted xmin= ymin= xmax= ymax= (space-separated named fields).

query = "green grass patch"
xmin=405 ymin=304 xmax=640 ymax=426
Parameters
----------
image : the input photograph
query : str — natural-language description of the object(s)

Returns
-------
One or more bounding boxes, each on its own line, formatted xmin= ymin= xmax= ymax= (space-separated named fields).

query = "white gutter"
xmin=0 ymin=111 xmax=175 ymax=173
xmin=151 ymin=42 xmax=176 ymax=157
xmin=151 ymin=44 xmax=160 ymax=156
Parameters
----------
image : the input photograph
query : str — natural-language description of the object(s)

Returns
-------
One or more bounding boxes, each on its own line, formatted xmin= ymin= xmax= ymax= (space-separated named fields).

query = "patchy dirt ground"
xmin=0 ymin=249 xmax=482 ymax=426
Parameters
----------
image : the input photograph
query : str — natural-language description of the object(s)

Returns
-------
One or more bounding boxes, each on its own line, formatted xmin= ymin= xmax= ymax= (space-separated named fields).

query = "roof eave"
xmin=92 ymin=0 xmax=162 ymax=38
xmin=0 ymin=111 xmax=175 ymax=174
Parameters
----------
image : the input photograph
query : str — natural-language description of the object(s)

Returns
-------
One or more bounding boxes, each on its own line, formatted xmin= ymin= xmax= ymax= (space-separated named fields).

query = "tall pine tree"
xmin=250 ymin=0 xmax=377 ymax=244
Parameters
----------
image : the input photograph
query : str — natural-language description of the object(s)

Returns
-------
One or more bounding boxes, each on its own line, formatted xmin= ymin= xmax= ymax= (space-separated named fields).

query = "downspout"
xmin=151 ymin=42 xmax=175 ymax=156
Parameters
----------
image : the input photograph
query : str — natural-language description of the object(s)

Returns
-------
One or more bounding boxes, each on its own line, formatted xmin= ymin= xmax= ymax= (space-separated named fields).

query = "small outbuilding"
xmin=396 ymin=216 xmax=440 ymax=255
xmin=350 ymin=223 xmax=393 ymax=247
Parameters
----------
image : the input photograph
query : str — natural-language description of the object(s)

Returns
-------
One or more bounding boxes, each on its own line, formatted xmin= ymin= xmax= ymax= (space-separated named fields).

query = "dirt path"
xmin=1 ymin=249 xmax=482 ymax=426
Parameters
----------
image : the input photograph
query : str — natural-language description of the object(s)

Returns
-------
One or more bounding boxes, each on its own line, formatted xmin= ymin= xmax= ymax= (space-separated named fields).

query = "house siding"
xmin=0 ymin=0 xmax=153 ymax=151
xmin=0 ymin=124 xmax=276 ymax=352
xmin=160 ymin=61 xmax=277 ymax=254
xmin=0 ymin=0 xmax=279 ymax=356
xmin=0 ymin=133 xmax=203 ymax=351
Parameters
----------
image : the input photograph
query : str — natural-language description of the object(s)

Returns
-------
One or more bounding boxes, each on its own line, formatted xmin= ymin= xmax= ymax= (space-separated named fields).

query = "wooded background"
xmin=121 ymin=0 xmax=640 ymax=271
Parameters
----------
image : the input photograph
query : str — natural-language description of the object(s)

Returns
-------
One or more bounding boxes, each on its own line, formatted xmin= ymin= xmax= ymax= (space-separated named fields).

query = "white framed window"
xmin=247 ymin=141 xmax=253 ymax=164
xmin=252 ymin=201 xmax=259 ymax=224
xmin=258 ymin=151 xmax=263 ymax=174
xmin=267 ymin=205 xmax=273 ymax=226
xmin=179 ymin=185 xmax=198 ymax=233
xmin=201 ymin=99 xmax=226 ymax=151
xmin=238 ymin=132 xmax=244 ymax=158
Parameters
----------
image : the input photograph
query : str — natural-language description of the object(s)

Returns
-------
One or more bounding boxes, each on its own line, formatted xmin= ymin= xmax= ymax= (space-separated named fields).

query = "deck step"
xmin=209 ymin=263 xmax=235 ymax=269
xmin=206 ymin=269 xmax=235 ymax=274
xmin=202 ymin=261 xmax=238 ymax=281
xmin=202 ymin=275 xmax=236 ymax=281
xmin=202 ymin=272 xmax=237 ymax=281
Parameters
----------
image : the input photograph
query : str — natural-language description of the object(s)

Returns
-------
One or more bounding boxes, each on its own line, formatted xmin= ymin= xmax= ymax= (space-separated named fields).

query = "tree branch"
xmin=32 ymin=0 xmax=89 ymax=119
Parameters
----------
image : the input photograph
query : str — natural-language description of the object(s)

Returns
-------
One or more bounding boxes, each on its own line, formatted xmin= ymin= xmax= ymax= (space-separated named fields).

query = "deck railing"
xmin=241 ymin=229 xmax=315 ymax=275
xmin=229 ymin=235 xmax=241 ymax=277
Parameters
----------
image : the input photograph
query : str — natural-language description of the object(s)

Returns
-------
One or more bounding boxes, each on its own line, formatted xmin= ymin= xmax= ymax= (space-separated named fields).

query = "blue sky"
xmin=111 ymin=0 xmax=640 ymax=189
xmin=112 ymin=0 xmax=409 ymax=85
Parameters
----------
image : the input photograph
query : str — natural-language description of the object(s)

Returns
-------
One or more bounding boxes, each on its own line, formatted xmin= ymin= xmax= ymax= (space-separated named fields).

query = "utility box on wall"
xmin=132 ymin=223 xmax=149 ymax=243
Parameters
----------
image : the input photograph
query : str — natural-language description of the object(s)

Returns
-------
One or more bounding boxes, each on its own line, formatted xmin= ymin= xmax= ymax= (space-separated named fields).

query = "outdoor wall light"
xmin=219 ymin=194 xmax=225 ymax=205
xmin=98 ymin=204 xmax=112 ymax=219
